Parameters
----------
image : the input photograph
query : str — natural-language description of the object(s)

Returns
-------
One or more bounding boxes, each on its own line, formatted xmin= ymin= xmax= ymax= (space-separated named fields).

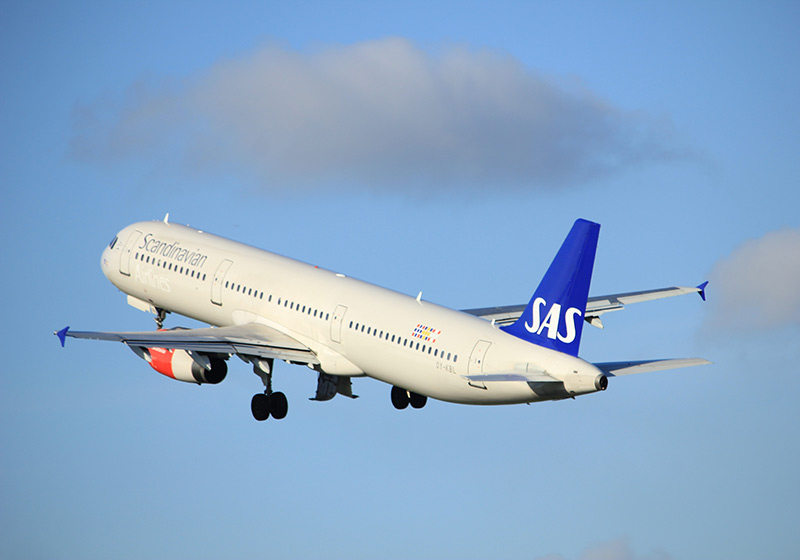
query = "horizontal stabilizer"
xmin=594 ymin=358 xmax=711 ymax=377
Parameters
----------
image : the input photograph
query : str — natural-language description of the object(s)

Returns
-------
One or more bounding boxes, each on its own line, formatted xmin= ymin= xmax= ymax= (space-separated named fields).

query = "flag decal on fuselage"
xmin=413 ymin=324 xmax=441 ymax=343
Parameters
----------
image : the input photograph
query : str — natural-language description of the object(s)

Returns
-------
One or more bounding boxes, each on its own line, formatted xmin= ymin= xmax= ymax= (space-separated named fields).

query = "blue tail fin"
xmin=501 ymin=219 xmax=600 ymax=356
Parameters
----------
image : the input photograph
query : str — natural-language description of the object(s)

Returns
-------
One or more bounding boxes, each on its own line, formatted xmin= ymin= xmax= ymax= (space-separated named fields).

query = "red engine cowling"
xmin=144 ymin=347 xmax=227 ymax=384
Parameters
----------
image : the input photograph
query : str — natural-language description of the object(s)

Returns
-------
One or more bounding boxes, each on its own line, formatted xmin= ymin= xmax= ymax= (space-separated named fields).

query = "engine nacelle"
xmin=144 ymin=347 xmax=227 ymax=384
xmin=561 ymin=372 xmax=608 ymax=396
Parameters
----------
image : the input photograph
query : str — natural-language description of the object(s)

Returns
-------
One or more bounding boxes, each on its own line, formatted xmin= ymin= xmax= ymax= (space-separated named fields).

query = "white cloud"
xmin=535 ymin=538 xmax=672 ymax=560
xmin=707 ymin=227 xmax=800 ymax=330
xmin=70 ymin=38 xmax=685 ymax=191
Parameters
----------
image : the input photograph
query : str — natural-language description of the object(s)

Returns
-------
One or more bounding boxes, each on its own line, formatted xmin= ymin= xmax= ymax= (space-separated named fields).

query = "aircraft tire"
xmin=391 ymin=386 xmax=409 ymax=410
xmin=251 ymin=393 xmax=270 ymax=421
xmin=270 ymin=391 xmax=288 ymax=420
xmin=409 ymin=392 xmax=427 ymax=409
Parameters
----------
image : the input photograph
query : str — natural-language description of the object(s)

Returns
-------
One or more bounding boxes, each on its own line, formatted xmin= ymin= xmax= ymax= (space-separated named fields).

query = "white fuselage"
xmin=101 ymin=221 xmax=604 ymax=405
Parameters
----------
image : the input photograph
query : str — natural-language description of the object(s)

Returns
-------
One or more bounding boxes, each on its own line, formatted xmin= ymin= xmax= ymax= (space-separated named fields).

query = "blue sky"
xmin=2 ymin=2 xmax=799 ymax=559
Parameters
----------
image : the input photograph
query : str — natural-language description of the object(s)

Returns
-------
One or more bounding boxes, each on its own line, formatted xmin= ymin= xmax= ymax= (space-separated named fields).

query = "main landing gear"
xmin=391 ymin=386 xmax=427 ymax=410
xmin=250 ymin=357 xmax=288 ymax=421
xmin=251 ymin=391 xmax=288 ymax=421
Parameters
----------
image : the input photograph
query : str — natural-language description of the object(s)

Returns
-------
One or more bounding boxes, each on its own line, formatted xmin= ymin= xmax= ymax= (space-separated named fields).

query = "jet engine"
xmin=141 ymin=346 xmax=227 ymax=384
xmin=561 ymin=372 xmax=608 ymax=395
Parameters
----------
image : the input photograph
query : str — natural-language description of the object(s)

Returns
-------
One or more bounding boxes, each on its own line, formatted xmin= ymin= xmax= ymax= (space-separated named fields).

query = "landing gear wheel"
xmin=251 ymin=393 xmax=270 ymax=421
xmin=391 ymin=386 xmax=410 ymax=410
xmin=409 ymin=392 xmax=427 ymax=409
xmin=269 ymin=391 xmax=288 ymax=420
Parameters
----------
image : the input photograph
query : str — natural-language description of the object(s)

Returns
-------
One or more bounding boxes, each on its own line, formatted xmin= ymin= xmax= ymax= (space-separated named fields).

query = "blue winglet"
xmin=56 ymin=326 xmax=70 ymax=347
xmin=697 ymin=281 xmax=709 ymax=302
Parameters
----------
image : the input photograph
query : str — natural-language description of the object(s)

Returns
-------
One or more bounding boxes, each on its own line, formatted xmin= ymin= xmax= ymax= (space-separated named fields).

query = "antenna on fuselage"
xmin=163 ymin=213 xmax=170 ymax=224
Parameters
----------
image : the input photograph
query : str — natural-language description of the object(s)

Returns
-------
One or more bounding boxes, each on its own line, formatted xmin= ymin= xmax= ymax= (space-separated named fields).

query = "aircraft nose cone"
xmin=101 ymin=245 xmax=113 ymax=278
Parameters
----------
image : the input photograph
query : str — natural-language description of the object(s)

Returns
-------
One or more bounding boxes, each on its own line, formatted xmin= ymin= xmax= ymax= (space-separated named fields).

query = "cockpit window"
xmin=109 ymin=236 xmax=118 ymax=249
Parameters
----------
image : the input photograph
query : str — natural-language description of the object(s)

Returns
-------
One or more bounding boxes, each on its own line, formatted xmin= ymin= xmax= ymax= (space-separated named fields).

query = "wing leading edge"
xmin=55 ymin=323 xmax=319 ymax=365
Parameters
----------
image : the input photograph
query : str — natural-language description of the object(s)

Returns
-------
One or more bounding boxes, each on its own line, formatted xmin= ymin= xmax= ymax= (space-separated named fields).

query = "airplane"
xmin=56 ymin=216 xmax=710 ymax=422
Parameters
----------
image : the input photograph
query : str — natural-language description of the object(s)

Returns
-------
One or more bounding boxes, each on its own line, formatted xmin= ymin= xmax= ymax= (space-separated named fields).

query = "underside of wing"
xmin=594 ymin=358 xmax=711 ymax=377
xmin=56 ymin=323 xmax=318 ymax=365
xmin=462 ymin=282 xmax=707 ymax=328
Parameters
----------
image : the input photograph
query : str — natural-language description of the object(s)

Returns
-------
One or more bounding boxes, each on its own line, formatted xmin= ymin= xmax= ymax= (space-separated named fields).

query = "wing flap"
xmin=57 ymin=324 xmax=319 ymax=365
xmin=594 ymin=358 xmax=711 ymax=377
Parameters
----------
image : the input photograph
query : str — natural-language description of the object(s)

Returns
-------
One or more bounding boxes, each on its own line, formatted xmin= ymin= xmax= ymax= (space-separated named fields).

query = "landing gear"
xmin=410 ymin=392 xmax=428 ymax=409
xmin=154 ymin=307 xmax=169 ymax=329
xmin=251 ymin=393 xmax=270 ymax=421
xmin=251 ymin=391 xmax=288 ymax=421
xmin=250 ymin=358 xmax=288 ymax=422
xmin=391 ymin=386 xmax=427 ymax=410
xmin=391 ymin=386 xmax=409 ymax=409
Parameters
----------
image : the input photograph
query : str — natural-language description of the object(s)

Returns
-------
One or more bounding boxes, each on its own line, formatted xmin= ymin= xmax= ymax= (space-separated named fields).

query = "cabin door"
xmin=210 ymin=259 xmax=233 ymax=306
xmin=467 ymin=340 xmax=492 ymax=389
xmin=119 ymin=230 xmax=142 ymax=276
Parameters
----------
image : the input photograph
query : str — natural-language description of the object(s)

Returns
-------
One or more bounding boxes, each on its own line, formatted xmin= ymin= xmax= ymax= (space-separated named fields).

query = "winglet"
xmin=697 ymin=281 xmax=708 ymax=301
xmin=56 ymin=326 xmax=70 ymax=347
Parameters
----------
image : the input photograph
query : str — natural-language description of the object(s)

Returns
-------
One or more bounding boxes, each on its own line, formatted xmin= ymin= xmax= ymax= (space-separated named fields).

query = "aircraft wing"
xmin=55 ymin=323 xmax=319 ymax=365
xmin=462 ymin=282 xmax=708 ymax=328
